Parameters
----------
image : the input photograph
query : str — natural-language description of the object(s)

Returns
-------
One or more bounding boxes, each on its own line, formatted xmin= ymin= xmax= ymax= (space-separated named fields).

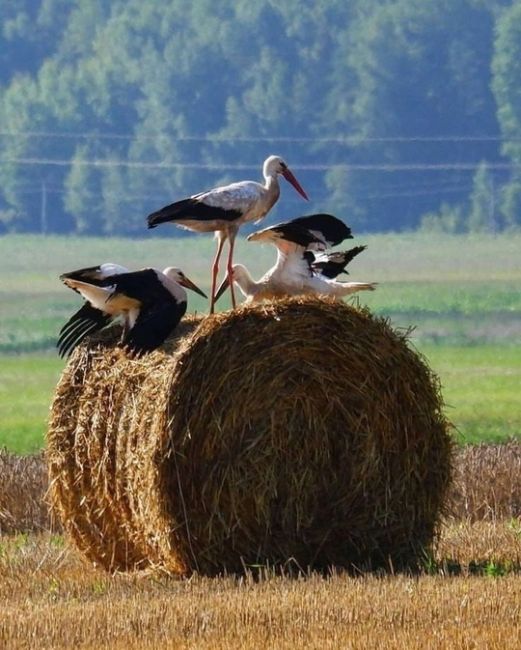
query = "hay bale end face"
xmin=47 ymin=297 xmax=453 ymax=574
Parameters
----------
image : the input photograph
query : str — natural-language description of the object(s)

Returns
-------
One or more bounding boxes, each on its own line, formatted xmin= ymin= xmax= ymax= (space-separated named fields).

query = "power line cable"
xmin=0 ymin=130 xmax=514 ymax=143
xmin=0 ymin=157 xmax=518 ymax=171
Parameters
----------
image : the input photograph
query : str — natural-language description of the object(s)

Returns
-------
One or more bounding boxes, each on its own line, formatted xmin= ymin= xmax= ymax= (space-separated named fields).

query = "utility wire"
xmin=0 ymin=130 xmax=514 ymax=143
xmin=0 ymin=157 xmax=517 ymax=171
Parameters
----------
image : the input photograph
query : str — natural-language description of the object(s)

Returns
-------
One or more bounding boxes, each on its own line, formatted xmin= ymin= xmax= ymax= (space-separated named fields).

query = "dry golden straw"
xmin=47 ymin=297 xmax=452 ymax=575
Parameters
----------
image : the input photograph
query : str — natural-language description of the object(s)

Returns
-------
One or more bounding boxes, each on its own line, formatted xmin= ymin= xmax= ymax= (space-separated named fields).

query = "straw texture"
xmin=47 ymin=298 xmax=452 ymax=574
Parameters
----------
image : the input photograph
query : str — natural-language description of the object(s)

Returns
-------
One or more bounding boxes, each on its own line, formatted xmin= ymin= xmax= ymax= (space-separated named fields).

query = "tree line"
xmin=1 ymin=0 xmax=520 ymax=235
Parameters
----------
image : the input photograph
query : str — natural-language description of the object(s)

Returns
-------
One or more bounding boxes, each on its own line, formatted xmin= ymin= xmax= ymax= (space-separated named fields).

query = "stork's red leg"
xmin=210 ymin=233 xmax=226 ymax=314
xmin=226 ymin=233 xmax=237 ymax=309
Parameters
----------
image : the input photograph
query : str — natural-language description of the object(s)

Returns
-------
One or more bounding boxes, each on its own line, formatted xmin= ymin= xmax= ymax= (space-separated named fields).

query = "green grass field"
xmin=0 ymin=355 xmax=63 ymax=453
xmin=0 ymin=232 xmax=519 ymax=452
xmin=422 ymin=345 xmax=521 ymax=444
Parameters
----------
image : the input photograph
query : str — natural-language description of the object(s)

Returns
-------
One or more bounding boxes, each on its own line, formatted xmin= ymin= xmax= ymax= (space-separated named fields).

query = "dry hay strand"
xmin=47 ymin=297 xmax=452 ymax=575
xmin=0 ymin=450 xmax=57 ymax=534
xmin=447 ymin=440 xmax=521 ymax=521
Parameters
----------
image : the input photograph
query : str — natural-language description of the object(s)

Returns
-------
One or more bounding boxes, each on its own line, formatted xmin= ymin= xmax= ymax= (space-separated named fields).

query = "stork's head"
xmin=162 ymin=267 xmax=207 ymax=298
xmin=263 ymin=155 xmax=309 ymax=200
xmin=214 ymin=264 xmax=255 ymax=302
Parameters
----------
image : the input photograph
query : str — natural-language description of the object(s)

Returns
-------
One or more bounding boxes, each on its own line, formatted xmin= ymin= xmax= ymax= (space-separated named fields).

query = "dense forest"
xmin=1 ymin=0 xmax=520 ymax=235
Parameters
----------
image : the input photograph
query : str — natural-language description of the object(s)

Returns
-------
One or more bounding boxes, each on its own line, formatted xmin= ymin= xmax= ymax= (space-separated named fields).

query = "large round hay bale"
xmin=47 ymin=297 xmax=452 ymax=574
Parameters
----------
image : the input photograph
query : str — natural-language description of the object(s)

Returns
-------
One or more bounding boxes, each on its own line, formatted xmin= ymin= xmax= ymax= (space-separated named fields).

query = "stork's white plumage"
xmin=214 ymin=214 xmax=377 ymax=304
xmin=146 ymin=155 xmax=308 ymax=313
xmin=58 ymin=264 xmax=206 ymax=356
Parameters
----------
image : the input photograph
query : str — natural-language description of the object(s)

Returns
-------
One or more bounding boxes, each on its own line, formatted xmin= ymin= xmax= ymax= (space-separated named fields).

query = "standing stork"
xmin=214 ymin=214 xmax=377 ymax=303
xmin=58 ymin=264 xmax=206 ymax=356
xmin=146 ymin=155 xmax=308 ymax=313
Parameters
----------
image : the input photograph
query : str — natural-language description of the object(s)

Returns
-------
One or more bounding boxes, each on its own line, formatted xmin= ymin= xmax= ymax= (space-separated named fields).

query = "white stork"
xmin=58 ymin=264 xmax=206 ymax=356
xmin=214 ymin=214 xmax=377 ymax=303
xmin=146 ymin=155 xmax=308 ymax=313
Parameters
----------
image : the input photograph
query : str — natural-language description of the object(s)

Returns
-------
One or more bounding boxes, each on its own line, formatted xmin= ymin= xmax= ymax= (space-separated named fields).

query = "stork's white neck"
xmin=263 ymin=170 xmax=280 ymax=192
xmin=273 ymin=246 xmax=288 ymax=269
xmin=160 ymin=273 xmax=187 ymax=302
xmin=233 ymin=265 xmax=260 ymax=298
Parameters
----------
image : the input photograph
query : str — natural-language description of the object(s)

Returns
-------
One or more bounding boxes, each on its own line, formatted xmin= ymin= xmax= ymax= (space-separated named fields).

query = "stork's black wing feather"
xmin=59 ymin=265 xmax=106 ymax=286
xmin=58 ymin=302 xmax=105 ymax=336
xmin=58 ymin=320 xmax=103 ymax=358
xmin=100 ymin=268 xmax=171 ymax=305
xmin=147 ymin=197 xmax=242 ymax=228
xmin=311 ymin=246 xmax=367 ymax=279
xmin=57 ymin=303 xmax=111 ymax=357
xmin=282 ymin=214 xmax=352 ymax=246
xmin=268 ymin=223 xmax=324 ymax=248
xmin=123 ymin=298 xmax=187 ymax=355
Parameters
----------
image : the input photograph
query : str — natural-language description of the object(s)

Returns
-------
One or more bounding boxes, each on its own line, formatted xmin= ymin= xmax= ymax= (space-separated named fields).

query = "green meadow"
xmin=422 ymin=345 xmax=521 ymax=445
xmin=0 ymin=355 xmax=62 ymax=454
xmin=0 ymin=233 xmax=519 ymax=453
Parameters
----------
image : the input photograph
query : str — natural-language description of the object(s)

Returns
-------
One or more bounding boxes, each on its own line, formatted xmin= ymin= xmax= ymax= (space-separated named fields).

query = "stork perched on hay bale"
xmin=146 ymin=155 xmax=308 ymax=313
xmin=215 ymin=213 xmax=377 ymax=304
xmin=57 ymin=264 xmax=206 ymax=356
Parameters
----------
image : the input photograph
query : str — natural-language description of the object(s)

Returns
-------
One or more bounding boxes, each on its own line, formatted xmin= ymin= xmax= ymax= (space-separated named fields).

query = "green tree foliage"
xmin=64 ymin=145 xmax=103 ymax=234
xmin=331 ymin=0 xmax=502 ymax=230
xmin=492 ymin=1 xmax=521 ymax=229
xmin=419 ymin=202 xmax=464 ymax=234
xmin=467 ymin=161 xmax=496 ymax=232
xmin=499 ymin=177 xmax=521 ymax=230
xmin=0 ymin=0 xmax=516 ymax=234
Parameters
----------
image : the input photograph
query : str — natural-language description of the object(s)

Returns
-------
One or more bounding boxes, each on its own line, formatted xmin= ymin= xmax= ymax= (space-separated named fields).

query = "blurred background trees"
xmin=0 ymin=0 xmax=520 ymax=234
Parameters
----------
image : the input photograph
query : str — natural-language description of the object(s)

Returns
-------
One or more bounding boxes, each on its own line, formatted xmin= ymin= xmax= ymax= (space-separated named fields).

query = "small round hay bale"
xmin=47 ymin=297 xmax=452 ymax=574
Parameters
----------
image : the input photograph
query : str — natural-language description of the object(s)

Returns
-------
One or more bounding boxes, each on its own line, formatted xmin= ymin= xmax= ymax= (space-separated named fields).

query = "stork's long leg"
xmin=210 ymin=232 xmax=227 ymax=314
xmin=226 ymin=232 xmax=237 ymax=309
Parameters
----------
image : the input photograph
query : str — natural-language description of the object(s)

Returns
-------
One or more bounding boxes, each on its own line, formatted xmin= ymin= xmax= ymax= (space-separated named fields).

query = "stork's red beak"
xmin=282 ymin=168 xmax=309 ymax=200
xmin=214 ymin=275 xmax=230 ymax=302
xmin=178 ymin=275 xmax=207 ymax=298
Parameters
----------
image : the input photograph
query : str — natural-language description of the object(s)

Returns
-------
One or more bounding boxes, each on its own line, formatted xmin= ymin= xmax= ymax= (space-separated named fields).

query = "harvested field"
xmin=0 ymin=450 xmax=54 ymax=533
xmin=1 ymin=527 xmax=521 ymax=649
xmin=2 ymin=444 xmax=521 ymax=648
xmin=447 ymin=441 xmax=521 ymax=520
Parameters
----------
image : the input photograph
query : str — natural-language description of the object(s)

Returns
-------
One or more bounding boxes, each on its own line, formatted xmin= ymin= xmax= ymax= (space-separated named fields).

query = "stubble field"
xmin=1 ymin=528 xmax=521 ymax=649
